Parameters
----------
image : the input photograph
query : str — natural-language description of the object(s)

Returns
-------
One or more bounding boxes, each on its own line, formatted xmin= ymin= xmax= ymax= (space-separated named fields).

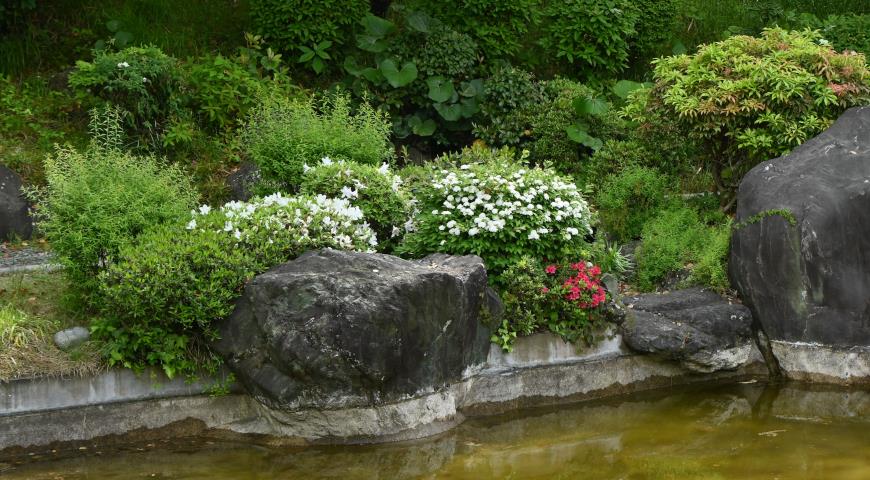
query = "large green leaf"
xmin=573 ymin=96 xmax=610 ymax=116
xmin=613 ymin=80 xmax=647 ymax=99
xmin=435 ymin=102 xmax=463 ymax=121
xmin=408 ymin=116 xmax=437 ymax=136
xmin=459 ymin=78 xmax=484 ymax=98
xmin=379 ymin=59 xmax=417 ymax=88
xmin=407 ymin=11 xmax=432 ymax=33
xmin=566 ymin=124 xmax=603 ymax=150
xmin=459 ymin=97 xmax=480 ymax=117
xmin=426 ymin=76 xmax=456 ymax=103
xmin=360 ymin=14 xmax=396 ymax=37
xmin=356 ymin=34 xmax=389 ymax=53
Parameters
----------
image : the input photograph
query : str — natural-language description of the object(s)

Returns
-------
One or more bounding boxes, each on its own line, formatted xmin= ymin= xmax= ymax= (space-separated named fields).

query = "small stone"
xmin=53 ymin=326 xmax=90 ymax=351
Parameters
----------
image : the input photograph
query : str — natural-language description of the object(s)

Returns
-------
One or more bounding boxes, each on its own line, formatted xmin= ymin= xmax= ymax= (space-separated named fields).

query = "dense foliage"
xmin=495 ymin=256 xmax=608 ymax=351
xmin=626 ymin=28 xmax=870 ymax=199
xmin=95 ymin=193 xmax=377 ymax=378
xmin=69 ymin=45 xmax=181 ymax=134
xmin=595 ymin=166 xmax=670 ymax=242
xmin=244 ymin=92 xmax=393 ymax=189
xmin=249 ymin=0 xmax=369 ymax=55
xmin=32 ymin=115 xmax=197 ymax=305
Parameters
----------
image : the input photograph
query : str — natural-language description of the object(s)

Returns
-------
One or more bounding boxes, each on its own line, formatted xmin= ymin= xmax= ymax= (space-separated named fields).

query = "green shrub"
xmin=631 ymin=0 xmax=679 ymax=57
xmin=473 ymin=64 xmax=543 ymax=146
xmin=342 ymin=10 xmax=485 ymax=146
xmin=299 ymin=159 xmax=411 ymax=251
xmin=496 ymin=256 xmax=609 ymax=351
xmin=249 ymin=0 xmax=369 ymax=54
xmin=539 ymin=0 xmax=639 ymax=76
xmin=96 ymin=193 xmax=378 ymax=378
xmin=398 ymin=146 xmax=595 ymax=278
xmin=69 ymin=45 xmax=181 ymax=134
xmin=595 ymin=166 xmax=671 ymax=242
xmin=819 ymin=14 xmax=870 ymax=55
xmin=691 ymin=220 xmax=732 ymax=293
xmin=635 ymin=207 xmax=705 ymax=291
xmin=525 ymin=79 xmax=625 ymax=176
xmin=244 ymin=92 xmax=393 ymax=189
xmin=408 ymin=0 xmax=540 ymax=59
xmin=626 ymin=28 xmax=870 ymax=194
xmin=185 ymin=54 xmax=298 ymax=132
xmin=32 ymin=116 xmax=197 ymax=305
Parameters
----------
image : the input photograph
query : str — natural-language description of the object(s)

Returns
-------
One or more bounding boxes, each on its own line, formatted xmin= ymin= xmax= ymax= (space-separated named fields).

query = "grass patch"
xmin=0 ymin=271 xmax=102 ymax=381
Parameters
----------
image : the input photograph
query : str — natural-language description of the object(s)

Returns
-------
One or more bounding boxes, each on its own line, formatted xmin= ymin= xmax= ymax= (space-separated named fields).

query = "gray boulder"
xmin=53 ymin=326 xmax=90 ymax=351
xmin=226 ymin=162 xmax=260 ymax=201
xmin=729 ymin=106 xmax=870 ymax=348
xmin=0 ymin=165 xmax=32 ymax=241
xmin=212 ymin=249 xmax=497 ymax=411
xmin=621 ymin=288 xmax=754 ymax=372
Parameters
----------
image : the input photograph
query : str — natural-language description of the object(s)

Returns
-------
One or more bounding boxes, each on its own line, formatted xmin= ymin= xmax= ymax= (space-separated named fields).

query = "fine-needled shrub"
xmin=96 ymin=193 xmax=378 ymax=378
xmin=32 ymin=116 xmax=197 ymax=306
xmin=398 ymin=146 xmax=595 ymax=278
xmin=249 ymin=0 xmax=369 ymax=55
xmin=634 ymin=207 xmax=706 ymax=292
xmin=595 ymin=165 xmax=671 ymax=242
xmin=244 ymin=92 xmax=394 ymax=190
xmin=625 ymin=28 xmax=870 ymax=197
xmin=299 ymin=158 xmax=412 ymax=251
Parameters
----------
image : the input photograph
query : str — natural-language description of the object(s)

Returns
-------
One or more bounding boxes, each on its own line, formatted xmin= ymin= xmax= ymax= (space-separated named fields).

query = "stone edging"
xmin=0 ymin=331 xmax=769 ymax=451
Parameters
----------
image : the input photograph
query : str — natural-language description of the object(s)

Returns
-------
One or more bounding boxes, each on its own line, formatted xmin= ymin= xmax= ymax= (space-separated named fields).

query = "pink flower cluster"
xmin=545 ymin=261 xmax=605 ymax=309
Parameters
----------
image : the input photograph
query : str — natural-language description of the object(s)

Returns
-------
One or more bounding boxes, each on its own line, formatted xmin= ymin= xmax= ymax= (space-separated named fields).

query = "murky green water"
xmin=4 ymin=382 xmax=869 ymax=479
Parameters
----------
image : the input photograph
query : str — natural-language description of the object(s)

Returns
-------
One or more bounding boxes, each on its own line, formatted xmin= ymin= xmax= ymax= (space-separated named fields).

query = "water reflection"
xmin=5 ymin=382 xmax=870 ymax=479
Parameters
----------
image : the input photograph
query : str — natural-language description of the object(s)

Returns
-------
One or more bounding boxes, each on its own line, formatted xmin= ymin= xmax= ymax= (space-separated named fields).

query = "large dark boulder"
xmin=0 ymin=165 xmax=32 ymax=241
xmin=621 ymin=288 xmax=754 ymax=372
xmin=729 ymin=106 xmax=870 ymax=347
xmin=213 ymin=249 xmax=497 ymax=411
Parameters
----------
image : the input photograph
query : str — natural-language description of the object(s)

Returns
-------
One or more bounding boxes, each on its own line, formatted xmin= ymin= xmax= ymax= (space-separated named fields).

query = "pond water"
xmin=4 ymin=382 xmax=869 ymax=479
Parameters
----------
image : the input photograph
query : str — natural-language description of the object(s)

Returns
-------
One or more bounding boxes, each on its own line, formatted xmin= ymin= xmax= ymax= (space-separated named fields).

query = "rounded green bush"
xmin=34 ymin=138 xmax=197 ymax=305
xmin=398 ymin=146 xmax=595 ymax=278
xmin=635 ymin=207 xmax=706 ymax=292
xmin=474 ymin=64 xmax=542 ymax=146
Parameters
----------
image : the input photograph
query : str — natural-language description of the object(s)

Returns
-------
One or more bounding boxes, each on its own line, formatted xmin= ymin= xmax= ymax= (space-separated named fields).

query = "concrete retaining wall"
xmin=0 ymin=332 xmax=769 ymax=451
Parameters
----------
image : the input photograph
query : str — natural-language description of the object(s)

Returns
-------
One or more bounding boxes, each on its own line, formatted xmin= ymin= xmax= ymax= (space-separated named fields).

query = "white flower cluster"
xmin=303 ymin=156 xmax=403 ymax=198
xmin=427 ymin=164 xmax=593 ymax=242
xmin=187 ymin=193 xmax=377 ymax=251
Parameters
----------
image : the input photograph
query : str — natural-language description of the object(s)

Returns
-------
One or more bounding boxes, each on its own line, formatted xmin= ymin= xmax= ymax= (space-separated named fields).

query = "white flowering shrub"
xmin=96 ymin=193 xmax=376 ymax=378
xmin=398 ymin=146 xmax=595 ymax=276
xmin=299 ymin=157 xmax=412 ymax=251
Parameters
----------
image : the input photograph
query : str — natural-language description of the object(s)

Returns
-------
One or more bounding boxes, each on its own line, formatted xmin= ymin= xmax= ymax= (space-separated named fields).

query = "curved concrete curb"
xmin=0 ymin=332 xmax=770 ymax=452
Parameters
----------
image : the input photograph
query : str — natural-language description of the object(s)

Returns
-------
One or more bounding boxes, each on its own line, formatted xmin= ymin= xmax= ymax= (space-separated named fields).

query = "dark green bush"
xmin=243 ymin=92 xmax=393 ymax=189
xmin=68 ymin=45 xmax=182 ymax=134
xmin=408 ymin=0 xmax=540 ymax=59
xmin=249 ymin=0 xmax=369 ymax=54
xmin=539 ymin=0 xmax=639 ymax=76
xmin=595 ymin=165 xmax=670 ymax=242
xmin=473 ymin=64 xmax=542 ymax=146
xmin=631 ymin=0 xmax=679 ymax=57
xmin=525 ymin=79 xmax=625 ymax=176
xmin=820 ymin=14 xmax=870 ymax=55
